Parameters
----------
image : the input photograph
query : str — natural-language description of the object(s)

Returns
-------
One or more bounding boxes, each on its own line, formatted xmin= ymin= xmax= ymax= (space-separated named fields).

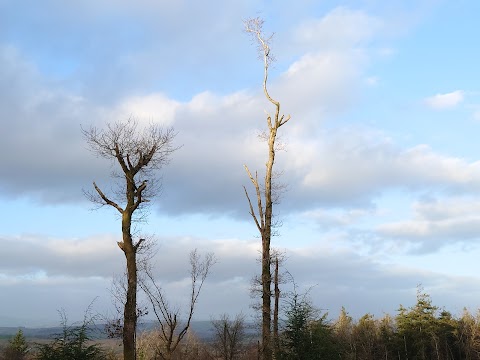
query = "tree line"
xmin=273 ymin=287 xmax=480 ymax=360
xmin=3 ymin=288 xmax=480 ymax=359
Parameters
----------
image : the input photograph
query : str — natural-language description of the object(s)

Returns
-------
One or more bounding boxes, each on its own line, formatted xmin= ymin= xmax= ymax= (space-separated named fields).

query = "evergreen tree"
xmin=36 ymin=312 xmax=106 ymax=360
xmin=1 ymin=329 xmax=29 ymax=360
xmin=352 ymin=313 xmax=380 ymax=359
xmin=334 ymin=306 xmax=354 ymax=359
xmin=396 ymin=288 xmax=440 ymax=360
xmin=377 ymin=313 xmax=397 ymax=359
xmin=277 ymin=293 xmax=338 ymax=360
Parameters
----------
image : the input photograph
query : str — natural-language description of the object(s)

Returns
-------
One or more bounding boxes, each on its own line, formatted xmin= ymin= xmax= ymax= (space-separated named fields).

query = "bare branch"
xmin=132 ymin=180 xmax=148 ymax=212
xmin=243 ymin=186 xmax=262 ymax=233
xmin=244 ymin=18 xmax=277 ymax=106
xmin=244 ymin=165 xmax=265 ymax=229
xmin=279 ymin=114 xmax=291 ymax=127
xmin=211 ymin=313 xmax=248 ymax=359
xmin=140 ymin=250 xmax=215 ymax=359
xmin=176 ymin=250 xmax=216 ymax=347
xmin=93 ymin=181 xmax=123 ymax=213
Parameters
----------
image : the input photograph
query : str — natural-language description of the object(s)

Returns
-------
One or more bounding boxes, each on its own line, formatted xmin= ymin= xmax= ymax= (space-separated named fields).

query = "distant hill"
xmin=0 ymin=326 xmax=78 ymax=340
xmin=0 ymin=320 xmax=256 ymax=342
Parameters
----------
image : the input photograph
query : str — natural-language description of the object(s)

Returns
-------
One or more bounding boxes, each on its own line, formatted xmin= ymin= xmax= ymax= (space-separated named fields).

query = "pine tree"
xmin=396 ymin=287 xmax=439 ymax=360
xmin=2 ymin=329 xmax=29 ymax=360
xmin=278 ymin=293 xmax=338 ymax=360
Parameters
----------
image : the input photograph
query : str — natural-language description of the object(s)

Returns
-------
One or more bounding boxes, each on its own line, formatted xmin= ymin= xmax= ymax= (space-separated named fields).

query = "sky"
xmin=2 ymin=0 xmax=480 ymax=328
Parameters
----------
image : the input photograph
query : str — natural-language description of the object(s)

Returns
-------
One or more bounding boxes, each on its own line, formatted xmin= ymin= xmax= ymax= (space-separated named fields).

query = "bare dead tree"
xmin=243 ymin=19 xmax=291 ymax=360
xmin=140 ymin=249 xmax=216 ymax=360
xmin=82 ymin=119 xmax=177 ymax=360
xmin=211 ymin=313 xmax=248 ymax=360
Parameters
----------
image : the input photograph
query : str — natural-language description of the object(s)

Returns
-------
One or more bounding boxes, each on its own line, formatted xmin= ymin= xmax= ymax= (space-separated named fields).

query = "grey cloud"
xmin=0 ymin=235 xmax=122 ymax=278
xmin=3 ymin=52 xmax=480 ymax=220
xmin=282 ymin=247 xmax=480 ymax=318
xmin=2 ymin=233 xmax=478 ymax=326
xmin=0 ymin=0 xmax=262 ymax=101
xmin=3 ymin=2 xmax=477 ymax=221
xmin=0 ymin=46 xmax=116 ymax=203
xmin=0 ymin=277 xmax=113 ymax=327
xmin=0 ymin=3 xmax=377 ymax=214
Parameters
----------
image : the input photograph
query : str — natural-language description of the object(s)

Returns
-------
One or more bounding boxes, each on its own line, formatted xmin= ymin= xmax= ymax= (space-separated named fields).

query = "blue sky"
xmin=2 ymin=0 xmax=480 ymax=327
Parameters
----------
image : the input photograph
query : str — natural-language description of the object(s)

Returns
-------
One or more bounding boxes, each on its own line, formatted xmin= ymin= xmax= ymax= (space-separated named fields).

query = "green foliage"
xmin=392 ymin=287 xmax=464 ymax=360
xmin=277 ymin=293 xmax=338 ymax=360
xmin=396 ymin=288 xmax=439 ymax=359
xmin=352 ymin=314 xmax=380 ymax=359
xmin=35 ymin=312 xmax=106 ymax=360
xmin=1 ymin=329 xmax=29 ymax=360
xmin=334 ymin=306 xmax=354 ymax=358
xmin=325 ymin=287 xmax=479 ymax=360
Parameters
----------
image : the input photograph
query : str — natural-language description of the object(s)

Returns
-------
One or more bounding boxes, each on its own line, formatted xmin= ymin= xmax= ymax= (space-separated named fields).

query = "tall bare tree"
xmin=243 ymin=18 xmax=291 ymax=360
xmin=140 ymin=249 xmax=215 ymax=360
xmin=82 ymin=119 xmax=177 ymax=360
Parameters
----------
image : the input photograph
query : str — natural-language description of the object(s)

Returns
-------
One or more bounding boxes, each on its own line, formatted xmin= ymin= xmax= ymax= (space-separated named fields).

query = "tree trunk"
xmin=261 ymin=123 xmax=277 ymax=360
xmin=123 ymin=211 xmax=137 ymax=360
xmin=273 ymin=255 xmax=280 ymax=357
xmin=261 ymin=235 xmax=272 ymax=360
xmin=164 ymin=351 xmax=173 ymax=360
xmin=123 ymin=249 xmax=137 ymax=360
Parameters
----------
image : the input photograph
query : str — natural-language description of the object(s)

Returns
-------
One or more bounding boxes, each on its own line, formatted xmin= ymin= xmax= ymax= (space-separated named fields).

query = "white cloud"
xmin=365 ymin=76 xmax=379 ymax=86
xmin=293 ymin=6 xmax=383 ymax=50
xmin=424 ymin=90 xmax=464 ymax=110
xmin=0 ymin=234 xmax=121 ymax=278
xmin=113 ymin=94 xmax=179 ymax=126
xmin=277 ymin=50 xmax=367 ymax=119
xmin=284 ymin=128 xmax=480 ymax=209
xmin=301 ymin=208 xmax=372 ymax=230
xmin=376 ymin=196 xmax=480 ymax=252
